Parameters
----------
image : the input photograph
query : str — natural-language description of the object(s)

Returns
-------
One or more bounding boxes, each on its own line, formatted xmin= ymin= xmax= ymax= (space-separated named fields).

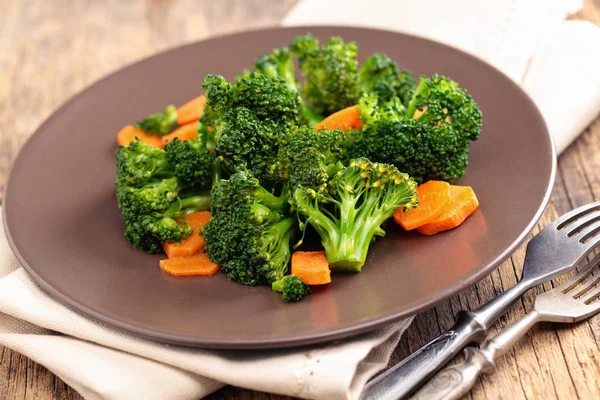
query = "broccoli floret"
xmin=116 ymin=139 xmax=215 ymax=253
xmin=406 ymin=74 xmax=482 ymax=141
xmin=278 ymin=125 xmax=345 ymax=193
xmin=271 ymin=275 xmax=311 ymax=302
xmin=199 ymin=72 xmax=301 ymax=185
xmin=215 ymin=107 xmax=282 ymax=186
xmin=359 ymin=53 xmax=415 ymax=106
xmin=135 ymin=105 xmax=177 ymax=136
xmin=348 ymin=74 xmax=482 ymax=182
xmin=293 ymin=158 xmax=418 ymax=272
xmin=203 ymin=170 xmax=295 ymax=286
xmin=254 ymin=47 xmax=324 ymax=127
xmin=164 ymin=137 xmax=214 ymax=188
xmin=290 ymin=34 xmax=361 ymax=116
xmin=232 ymin=71 xmax=300 ymax=125
xmin=116 ymin=139 xmax=173 ymax=186
xmin=117 ymin=176 xmax=212 ymax=254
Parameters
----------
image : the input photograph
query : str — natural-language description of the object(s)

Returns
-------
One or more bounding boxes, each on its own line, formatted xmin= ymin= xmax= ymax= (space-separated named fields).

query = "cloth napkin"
xmin=283 ymin=0 xmax=600 ymax=153
xmin=3 ymin=1 xmax=600 ymax=399
xmin=0 ymin=211 xmax=411 ymax=400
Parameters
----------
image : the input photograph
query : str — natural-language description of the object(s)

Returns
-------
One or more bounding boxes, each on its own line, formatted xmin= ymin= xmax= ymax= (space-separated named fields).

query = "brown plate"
xmin=3 ymin=26 xmax=555 ymax=349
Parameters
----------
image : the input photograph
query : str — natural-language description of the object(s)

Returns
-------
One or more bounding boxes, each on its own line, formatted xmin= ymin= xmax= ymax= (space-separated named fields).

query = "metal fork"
xmin=361 ymin=201 xmax=600 ymax=400
xmin=411 ymin=252 xmax=600 ymax=400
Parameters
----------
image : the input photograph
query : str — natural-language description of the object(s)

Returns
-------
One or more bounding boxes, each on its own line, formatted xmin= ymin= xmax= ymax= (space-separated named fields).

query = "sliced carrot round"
xmin=159 ymin=252 xmax=220 ymax=276
xmin=394 ymin=180 xmax=451 ymax=230
xmin=176 ymin=95 xmax=206 ymax=125
xmin=291 ymin=251 xmax=331 ymax=285
xmin=417 ymin=185 xmax=479 ymax=236
xmin=163 ymin=211 xmax=211 ymax=258
xmin=161 ymin=122 xmax=198 ymax=148
xmin=314 ymin=104 xmax=362 ymax=132
xmin=117 ymin=125 xmax=162 ymax=148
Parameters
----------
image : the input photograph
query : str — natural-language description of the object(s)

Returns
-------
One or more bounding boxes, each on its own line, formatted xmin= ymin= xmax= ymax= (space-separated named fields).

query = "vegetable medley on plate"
xmin=114 ymin=34 xmax=482 ymax=302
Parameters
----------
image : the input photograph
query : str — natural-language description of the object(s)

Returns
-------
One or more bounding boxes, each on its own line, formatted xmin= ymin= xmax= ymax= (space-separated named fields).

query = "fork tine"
xmin=584 ymin=287 xmax=600 ymax=305
xmin=558 ymin=252 xmax=600 ymax=293
xmin=555 ymin=201 xmax=600 ymax=230
xmin=578 ymin=221 xmax=600 ymax=244
xmin=566 ymin=211 xmax=600 ymax=237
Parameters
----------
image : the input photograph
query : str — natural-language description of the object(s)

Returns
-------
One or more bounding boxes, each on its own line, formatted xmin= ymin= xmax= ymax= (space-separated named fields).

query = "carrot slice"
xmin=291 ymin=251 xmax=331 ymax=285
xmin=163 ymin=211 xmax=211 ymax=258
xmin=417 ymin=186 xmax=479 ymax=236
xmin=159 ymin=252 xmax=220 ymax=276
xmin=314 ymin=104 xmax=362 ymax=132
xmin=394 ymin=181 xmax=452 ymax=230
xmin=117 ymin=125 xmax=162 ymax=148
xmin=161 ymin=123 xmax=198 ymax=148
xmin=176 ymin=95 xmax=206 ymax=125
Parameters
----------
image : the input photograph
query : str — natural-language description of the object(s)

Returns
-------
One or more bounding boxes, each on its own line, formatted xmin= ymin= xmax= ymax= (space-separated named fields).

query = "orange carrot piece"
xmin=161 ymin=122 xmax=198 ymax=148
xmin=159 ymin=252 xmax=220 ymax=276
xmin=314 ymin=104 xmax=362 ymax=132
xmin=176 ymin=95 xmax=206 ymax=125
xmin=163 ymin=211 xmax=211 ymax=258
xmin=117 ymin=125 xmax=162 ymax=148
xmin=291 ymin=251 xmax=331 ymax=285
xmin=394 ymin=181 xmax=452 ymax=230
xmin=417 ymin=186 xmax=479 ymax=236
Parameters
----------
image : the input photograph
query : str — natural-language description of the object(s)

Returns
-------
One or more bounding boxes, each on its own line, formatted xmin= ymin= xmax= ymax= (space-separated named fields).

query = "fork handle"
xmin=411 ymin=311 xmax=541 ymax=400
xmin=360 ymin=311 xmax=486 ymax=400
xmin=361 ymin=283 xmax=531 ymax=400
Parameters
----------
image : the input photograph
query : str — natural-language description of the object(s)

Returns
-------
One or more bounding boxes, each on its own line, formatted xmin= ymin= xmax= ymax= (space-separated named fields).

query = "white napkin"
xmin=0 ymin=211 xmax=411 ymax=399
xmin=283 ymin=0 xmax=600 ymax=154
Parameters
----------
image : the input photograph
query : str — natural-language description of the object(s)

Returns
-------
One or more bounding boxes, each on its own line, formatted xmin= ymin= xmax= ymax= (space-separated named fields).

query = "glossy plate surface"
xmin=3 ymin=26 xmax=555 ymax=348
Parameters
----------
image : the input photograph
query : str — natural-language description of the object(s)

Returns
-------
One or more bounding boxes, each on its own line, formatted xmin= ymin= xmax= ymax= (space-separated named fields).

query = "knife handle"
xmin=360 ymin=311 xmax=486 ymax=400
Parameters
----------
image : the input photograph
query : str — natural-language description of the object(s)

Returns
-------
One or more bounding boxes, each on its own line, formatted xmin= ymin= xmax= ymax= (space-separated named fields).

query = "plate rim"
xmin=2 ymin=24 xmax=557 ymax=349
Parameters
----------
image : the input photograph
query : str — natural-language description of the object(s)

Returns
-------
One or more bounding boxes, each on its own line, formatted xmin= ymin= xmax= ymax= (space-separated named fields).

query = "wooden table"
xmin=1 ymin=1 xmax=599 ymax=398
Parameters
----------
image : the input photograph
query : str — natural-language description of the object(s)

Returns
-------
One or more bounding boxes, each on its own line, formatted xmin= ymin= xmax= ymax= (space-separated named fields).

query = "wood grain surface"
xmin=1 ymin=0 xmax=599 ymax=399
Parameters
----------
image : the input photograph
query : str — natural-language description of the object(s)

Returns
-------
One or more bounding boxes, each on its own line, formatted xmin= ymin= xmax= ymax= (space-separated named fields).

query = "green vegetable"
xmin=253 ymin=47 xmax=324 ymax=127
xmin=200 ymin=72 xmax=301 ymax=186
xmin=164 ymin=137 xmax=214 ymax=188
xmin=203 ymin=169 xmax=296 ymax=286
xmin=136 ymin=105 xmax=177 ymax=136
xmin=116 ymin=139 xmax=216 ymax=253
xmin=347 ymin=74 xmax=482 ymax=183
xmin=293 ymin=158 xmax=419 ymax=271
xmin=271 ymin=275 xmax=311 ymax=302
xmin=278 ymin=125 xmax=346 ymax=194
xmin=359 ymin=53 xmax=415 ymax=106
xmin=290 ymin=34 xmax=361 ymax=116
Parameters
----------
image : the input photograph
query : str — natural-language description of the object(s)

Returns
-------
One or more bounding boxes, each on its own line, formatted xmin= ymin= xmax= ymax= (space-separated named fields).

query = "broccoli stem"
xmin=262 ymin=218 xmax=295 ymax=283
xmin=166 ymin=193 xmax=212 ymax=214
xmin=405 ymin=78 xmax=429 ymax=118
xmin=256 ymin=187 xmax=288 ymax=212
xmin=300 ymin=104 xmax=324 ymax=128
xmin=271 ymin=279 xmax=284 ymax=292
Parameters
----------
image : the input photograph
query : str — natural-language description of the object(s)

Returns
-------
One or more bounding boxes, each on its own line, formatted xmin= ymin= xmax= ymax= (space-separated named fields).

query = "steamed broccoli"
xmin=278 ymin=125 xmax=346 ymax=193
xmin=136 ymin=105 xmax=177 ymax=136
xmin=203 ymin=170 xmax=295 ymax=286
xmin=271 ymin=275 xmax=311 ymax=302
xmin=293 ymin=158 xmax=418 ymax=271
xmin=116 ymin=140 xmax=214 ymax=253
xmin=199 ymin=72 xmax=300 ymax=185
xmin=253 ymin=47 xmax=324 ymax=127
xmin=164 ymin=137 xmax=214 ymax=188
xmin=359 ymin=53 xmax=415 ymax=106
xmin=347 ymin=74 xmax=482 ymax=183
xmin=290 ymin=34 xmax=361 ymax=116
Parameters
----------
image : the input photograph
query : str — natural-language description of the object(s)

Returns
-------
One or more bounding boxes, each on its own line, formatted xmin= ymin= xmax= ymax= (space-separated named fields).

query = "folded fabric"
xmin=283 ymin=0 xmax=600 ymax=154
xmin=0 ymin=211 xmax=412 ymax=400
